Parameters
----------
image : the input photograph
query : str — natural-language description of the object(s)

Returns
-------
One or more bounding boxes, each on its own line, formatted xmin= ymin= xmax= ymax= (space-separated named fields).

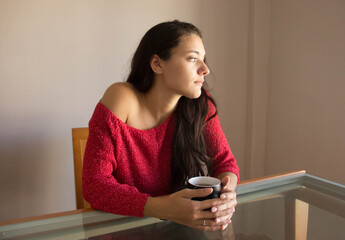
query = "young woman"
xmin=82 ymin=20 xmax=239 ymax=231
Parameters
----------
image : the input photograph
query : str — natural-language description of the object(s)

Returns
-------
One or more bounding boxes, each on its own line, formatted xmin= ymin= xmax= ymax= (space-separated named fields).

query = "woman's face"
xmin=158 ymin=34 xmax=209 ymax=99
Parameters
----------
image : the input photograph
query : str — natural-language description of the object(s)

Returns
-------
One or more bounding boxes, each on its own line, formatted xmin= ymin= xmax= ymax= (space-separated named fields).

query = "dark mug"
xmin=187 ymin=176 xmax=221 ymax=201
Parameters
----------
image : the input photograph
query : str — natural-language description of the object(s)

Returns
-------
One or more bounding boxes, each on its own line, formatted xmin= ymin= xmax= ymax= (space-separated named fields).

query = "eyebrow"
xmin=187 ymin=50 xmax=202 ymax=55
xmin=186 ymin=50 xmax=206 ymax=58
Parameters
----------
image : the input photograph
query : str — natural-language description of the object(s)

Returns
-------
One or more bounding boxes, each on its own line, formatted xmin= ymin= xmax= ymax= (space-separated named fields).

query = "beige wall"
xmin=1 ymin=0 xmax=344 ymax=222
xmin=265 ymin=0 xmax=345 ymax=184
xmin=0 ymin=0 xmax=249 ymax=221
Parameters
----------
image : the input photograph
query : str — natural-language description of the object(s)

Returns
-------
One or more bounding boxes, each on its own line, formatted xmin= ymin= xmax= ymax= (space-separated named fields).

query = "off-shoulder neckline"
xmin=97 ymin=102 xmax=174 ymax=132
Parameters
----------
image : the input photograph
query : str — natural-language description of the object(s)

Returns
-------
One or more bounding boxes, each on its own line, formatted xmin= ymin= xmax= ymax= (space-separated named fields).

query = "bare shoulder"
xmin=100 ymin=82 xmax=140 ymax=122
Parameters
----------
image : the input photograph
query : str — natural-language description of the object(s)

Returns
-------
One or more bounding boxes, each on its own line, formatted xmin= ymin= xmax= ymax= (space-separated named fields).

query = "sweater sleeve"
xmin=82 ymin=104 xmax=150 ymax=217
xmin=204 ymin=102 xmax=240 ymax=181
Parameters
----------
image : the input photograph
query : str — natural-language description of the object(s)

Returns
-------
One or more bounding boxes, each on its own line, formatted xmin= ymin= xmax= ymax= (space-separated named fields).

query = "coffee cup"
xmin=187 ymin=176 xmax=221 ymax=201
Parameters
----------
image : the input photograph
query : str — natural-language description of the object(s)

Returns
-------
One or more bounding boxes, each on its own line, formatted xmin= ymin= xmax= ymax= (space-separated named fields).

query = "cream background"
xmin=1 ymin=0 xmax=344 ymax=221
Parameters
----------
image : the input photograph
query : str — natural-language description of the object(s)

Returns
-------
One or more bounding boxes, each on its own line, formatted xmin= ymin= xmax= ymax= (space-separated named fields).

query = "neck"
xmin=142 ymin=77 xmax=181 ymax=123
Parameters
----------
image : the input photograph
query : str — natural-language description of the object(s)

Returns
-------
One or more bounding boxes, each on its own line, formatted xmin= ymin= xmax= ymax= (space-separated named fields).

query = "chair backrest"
xmin=72 ymin=127 xmax=91 ymax=209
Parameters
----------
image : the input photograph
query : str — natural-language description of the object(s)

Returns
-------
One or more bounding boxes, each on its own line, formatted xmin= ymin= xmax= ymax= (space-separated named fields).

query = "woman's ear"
xmin=150 ymin=54 xmax=163 ymax=74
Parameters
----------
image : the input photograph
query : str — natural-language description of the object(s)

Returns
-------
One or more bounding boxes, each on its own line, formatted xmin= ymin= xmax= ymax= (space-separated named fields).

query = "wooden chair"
xmin=72 ymin=127 xmax=91 ymax=209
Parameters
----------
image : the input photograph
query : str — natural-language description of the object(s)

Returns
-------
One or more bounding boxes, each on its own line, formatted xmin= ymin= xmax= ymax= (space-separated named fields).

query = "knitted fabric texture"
xmin=82 ymin=102 xmax=239 ymax=217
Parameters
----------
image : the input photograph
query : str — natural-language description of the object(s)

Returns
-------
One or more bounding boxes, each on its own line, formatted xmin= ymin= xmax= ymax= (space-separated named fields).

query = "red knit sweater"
xmin=82 ymin=102 xmax=239 ymax=217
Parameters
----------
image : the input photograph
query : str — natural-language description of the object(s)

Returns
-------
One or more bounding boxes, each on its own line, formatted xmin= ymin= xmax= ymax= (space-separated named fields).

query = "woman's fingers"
xmin=168 ymin=189 xmax=236 ymax=231
xmin=195 ymin=199 xmax=235 ymax=226
xmin=214 ymin=211 xmax=234 ymax=223
xmin=214 ymin=199 xmax=237 ymax=212
xmin=197 ymin=206 xmax=234 ymax=221
xmin=195 ymin=218 xmax=232 ymax=231
xmin=221 ymin=176 xmax=231 ymax=190
xmin=199 ymin=195 xmax=236 ymax=211
xmin=163 ymin=189 xmax=236 ymax=232
xmin=175 ymin=188 xmax=213 ymax=199
xmin=220 ymin=191 xmax=236 ymax=200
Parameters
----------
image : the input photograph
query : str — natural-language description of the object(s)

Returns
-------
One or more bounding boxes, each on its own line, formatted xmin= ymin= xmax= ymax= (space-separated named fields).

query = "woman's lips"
xmin=194 ymin=80 xmax=204 ymax=86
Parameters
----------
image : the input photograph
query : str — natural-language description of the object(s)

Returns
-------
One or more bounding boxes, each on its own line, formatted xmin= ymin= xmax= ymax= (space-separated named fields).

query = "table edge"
xmin=0 ymin=170 xmax=306 ymax=226
xmin=238 ymin=170 xmax=306 ymax=185
xmin=0 ymin=208 xmax=94 ymax=226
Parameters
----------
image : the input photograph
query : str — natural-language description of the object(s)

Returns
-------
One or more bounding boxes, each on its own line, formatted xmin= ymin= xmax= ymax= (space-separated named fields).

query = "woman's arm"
xmin=204 ymin=101 xmax=239 ymax=182
xmin=82 ymin=102 xmax=149 ymax=217
xmin=202 ymin=100 xmax=240 ymax=227
xmin=83 ymin=83 xmax=152 ymax=216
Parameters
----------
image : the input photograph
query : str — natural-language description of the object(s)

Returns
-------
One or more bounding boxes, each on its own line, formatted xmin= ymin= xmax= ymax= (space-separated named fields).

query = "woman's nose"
xmin=198 ymin=61 xmax=210 ymax=76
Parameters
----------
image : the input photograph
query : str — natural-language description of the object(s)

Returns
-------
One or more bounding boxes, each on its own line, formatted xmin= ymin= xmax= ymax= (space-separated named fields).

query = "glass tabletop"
xmin=1 ymin=172 xmax=344 ymax=240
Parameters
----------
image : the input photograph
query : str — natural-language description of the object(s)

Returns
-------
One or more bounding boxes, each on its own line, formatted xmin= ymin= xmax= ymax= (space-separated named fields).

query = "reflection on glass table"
xmin=0 ymin=170 xmax=344 ymax=240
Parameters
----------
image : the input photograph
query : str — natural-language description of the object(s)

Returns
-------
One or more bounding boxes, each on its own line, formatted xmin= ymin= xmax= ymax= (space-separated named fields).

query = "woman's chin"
xmin=185 ymin=91 xmax=202 ymax=99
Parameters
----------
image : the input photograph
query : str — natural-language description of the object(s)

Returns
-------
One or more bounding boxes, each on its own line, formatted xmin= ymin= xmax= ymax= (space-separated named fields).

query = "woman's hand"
xmin=204 ymin=173 xmax=237 ymax=231
xmin=143 ymin=188 xmax=232 ymax=231
xmin=210 ymin=176 xmax=237 ymax=229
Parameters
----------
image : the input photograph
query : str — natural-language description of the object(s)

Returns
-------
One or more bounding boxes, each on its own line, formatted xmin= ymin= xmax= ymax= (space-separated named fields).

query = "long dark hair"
xmin=127 ymin=20 xmax=217 ymax=189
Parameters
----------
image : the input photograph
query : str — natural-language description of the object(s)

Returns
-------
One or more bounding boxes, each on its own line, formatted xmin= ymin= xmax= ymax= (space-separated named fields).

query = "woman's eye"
xmin=188 ymin=57 xmax=197 ymax=62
